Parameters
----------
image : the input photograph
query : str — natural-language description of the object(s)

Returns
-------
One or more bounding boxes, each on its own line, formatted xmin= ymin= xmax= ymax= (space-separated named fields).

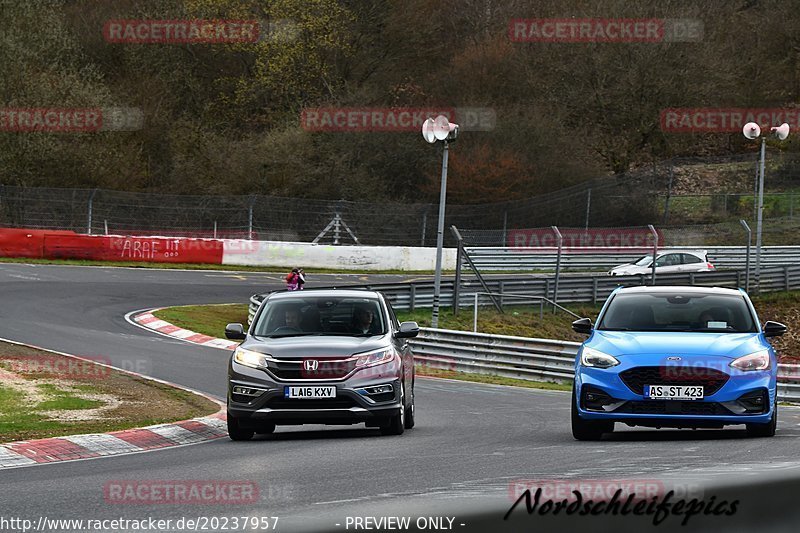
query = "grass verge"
xmin=0 ymin=341 xmax=218 ymax=443
xmin=417 ymin=367 xmax=571 ymax=391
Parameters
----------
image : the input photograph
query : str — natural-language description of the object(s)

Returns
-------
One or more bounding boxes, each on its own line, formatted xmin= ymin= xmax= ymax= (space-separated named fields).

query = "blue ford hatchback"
xmin=571 ymin=286 xmax=787 ymax=440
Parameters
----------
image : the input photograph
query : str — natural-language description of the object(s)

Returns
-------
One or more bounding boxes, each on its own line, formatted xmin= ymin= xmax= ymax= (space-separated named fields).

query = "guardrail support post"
xmin=409 ymin=285 xmax=416 ymax=312
xmin=452 ymin=225 xmax=463 ymax=315
xmin=785 ymin=265 xmax=790 ymax=291
xmin=592 ymin=277 xmax=598 ymax=304
xmin=648 ymin=224 xmax=658 ymax=285
xmin=473 ymin=293 xmax=479 ymax=332
xmin=551 ymin=226 xmax=562 ymax=312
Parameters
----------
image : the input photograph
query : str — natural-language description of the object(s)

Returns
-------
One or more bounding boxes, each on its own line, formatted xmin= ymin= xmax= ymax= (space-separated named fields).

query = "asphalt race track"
xmin=2 ymin=263 xmax=800 ymax=532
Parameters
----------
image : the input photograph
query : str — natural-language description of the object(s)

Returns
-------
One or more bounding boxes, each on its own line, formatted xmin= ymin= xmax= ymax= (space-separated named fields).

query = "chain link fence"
xmin=2 ymin=154 xmax=799 ymax=246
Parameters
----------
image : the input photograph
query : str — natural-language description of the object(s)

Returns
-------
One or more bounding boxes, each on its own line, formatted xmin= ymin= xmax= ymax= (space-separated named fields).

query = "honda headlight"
xmin=354 ymin=347 xmax=395 ymax=369
xmin=731 ymin=350 xmax=771 ymax=372
xmin=580 ymin=347 xmax=620 ymax=369
xmin=233 ymin=347 xmax=269 ymax=369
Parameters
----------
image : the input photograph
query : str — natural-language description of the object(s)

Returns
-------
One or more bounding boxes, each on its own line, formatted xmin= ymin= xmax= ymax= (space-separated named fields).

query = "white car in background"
xmin=608 ymin=250 xmax=715 ymax=276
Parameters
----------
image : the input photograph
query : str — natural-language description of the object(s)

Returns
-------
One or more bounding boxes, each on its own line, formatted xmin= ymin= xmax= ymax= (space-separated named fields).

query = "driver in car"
xmin=284 ymin=307 xmax=303 ymax=330
xmin=351 ymin=304 xmax=379 ymax=335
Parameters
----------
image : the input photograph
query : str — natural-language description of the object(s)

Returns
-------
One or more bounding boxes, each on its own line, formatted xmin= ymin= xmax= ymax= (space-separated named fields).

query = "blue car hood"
xmin=588 ymin=331 xmax=764 ymax=360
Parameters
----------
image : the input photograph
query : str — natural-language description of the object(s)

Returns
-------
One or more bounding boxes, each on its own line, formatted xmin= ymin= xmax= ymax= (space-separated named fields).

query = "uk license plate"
xmin=284 ymin=386 xmax=336 ymax=399
xmin=644 ymin=385 xmax=703 ymax=400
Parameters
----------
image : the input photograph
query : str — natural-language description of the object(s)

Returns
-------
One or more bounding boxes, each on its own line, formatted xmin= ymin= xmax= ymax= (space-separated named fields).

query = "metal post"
xmin=753 ymin=157 xmax=759 ymax=223
xmin=755 ymin=137 xmax=766 ymax=293
xmin=104 ymin=220 xmax=108 ymax=236
xmin=431 ymin=141 xmax=449 ymax=329
xmin=663 ymin=165 xmax=673 ymax=225
xmin=87 ymin=189 xmax=98 ymax=235
xmin=334 ymin=213 xmax=340 ymax=245
xmin=502 ymin=210 xmax=508 ymax=246
xmin=552 ymin=226 xmax=562 ymax=311
xmin=248 ymin=202 xmax=254 ymax=240
xmin=473 ymin=293 xmax=479 ymax=333
xmin=213 ymin=221 xmax=218 ymax=239
xmin=420 ymin=210 xmax=427 ymax=247
xmin=584 ymin=188 xmax=592 ymax=230
xmin=453 ymin=226 xmax=463 ymax=316
xmin=740 ymin=219 xmax=751 ymax=293
xmin=648 ymin=224 xmax=658 ymax=285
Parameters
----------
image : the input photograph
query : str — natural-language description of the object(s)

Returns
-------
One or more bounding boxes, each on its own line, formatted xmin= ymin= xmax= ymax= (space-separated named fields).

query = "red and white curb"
xmin=0 ymin=337 xmax=228 ymax=470
xmin=129 ymin=309 xmax=239 ymax=351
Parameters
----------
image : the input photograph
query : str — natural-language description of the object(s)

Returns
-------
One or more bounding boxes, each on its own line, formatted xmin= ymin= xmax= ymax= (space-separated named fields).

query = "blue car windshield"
xmin=597 ymin=292 xmax=757 ymax=333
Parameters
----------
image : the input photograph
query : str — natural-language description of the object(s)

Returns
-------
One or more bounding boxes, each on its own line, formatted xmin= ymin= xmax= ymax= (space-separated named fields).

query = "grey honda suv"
xmin=224 ymin=289 xmax=419 ymax=440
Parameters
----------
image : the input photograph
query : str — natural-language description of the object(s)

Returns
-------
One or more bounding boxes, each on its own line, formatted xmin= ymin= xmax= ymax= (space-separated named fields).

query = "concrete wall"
xmin=222 ymin=240 xmax=457 ymax=271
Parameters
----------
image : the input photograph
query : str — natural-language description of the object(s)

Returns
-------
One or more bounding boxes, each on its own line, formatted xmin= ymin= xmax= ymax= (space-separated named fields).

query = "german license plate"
xmin=644 ymin=385 xmax=703 ymax=400
xmin=284 ymin=386 xmax=336 ymax=399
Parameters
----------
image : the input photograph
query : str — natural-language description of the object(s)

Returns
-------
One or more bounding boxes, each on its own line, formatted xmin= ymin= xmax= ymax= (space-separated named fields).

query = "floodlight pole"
xmin=431 ymin=141 xmax=449 ymax=328
xmin=755 ymin=137 xmax=766 ymax=293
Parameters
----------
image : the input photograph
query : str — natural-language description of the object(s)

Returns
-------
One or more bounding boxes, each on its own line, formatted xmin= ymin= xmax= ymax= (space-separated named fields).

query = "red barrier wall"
xmin=0 ymin=229 xmax=223 ymax=264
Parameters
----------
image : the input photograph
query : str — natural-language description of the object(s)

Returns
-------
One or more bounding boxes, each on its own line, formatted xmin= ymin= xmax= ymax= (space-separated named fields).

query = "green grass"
xmin=418 ymin=367 xmax=571 ymax=391
xmin=154 ymin=304 xmax=249 ymax=338
xmin=396 ymin=304 xmax=601 ymax=341
xmin=35 ymin=384 xmax=103 ymax=410
xmin=0 ymin=341 xmax=219 ymax=443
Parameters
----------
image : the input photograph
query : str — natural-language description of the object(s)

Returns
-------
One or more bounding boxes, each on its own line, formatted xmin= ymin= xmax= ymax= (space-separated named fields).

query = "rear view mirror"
xmin=225 ymin=323 xmax=246 ymax=340
xmin=763 ymin=321 xmax=787 ymax=338
xmin=396 ymin=321 xmax=419 ymax=338
xmin=572 ymin=317 xmax=593 ymax=335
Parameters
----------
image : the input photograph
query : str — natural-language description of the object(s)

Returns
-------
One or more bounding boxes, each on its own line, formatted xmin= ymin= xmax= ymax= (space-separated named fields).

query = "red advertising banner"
xmin=0 ymin=229 xmax=223 ymax=264
xmin=508 ymin=228 xmax=660 ymax=251
xmin=44 ymin=234 xmax=223 ymax=263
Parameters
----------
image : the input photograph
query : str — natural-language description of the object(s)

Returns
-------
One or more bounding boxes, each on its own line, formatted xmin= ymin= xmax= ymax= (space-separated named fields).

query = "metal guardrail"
xmin=246 ymin=295 xmax=800 ymax=401
xmin=465 ymin=245 xmax=800 ymax=271
xmin=248 ymin=265 xmax=800 ymax=317
xmin=409 ymin=328 xmax=800 ymax=403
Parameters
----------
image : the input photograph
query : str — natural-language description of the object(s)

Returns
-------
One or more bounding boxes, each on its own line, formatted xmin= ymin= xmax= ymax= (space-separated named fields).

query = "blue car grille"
xmin=619 ymin=366 xmax=729 ymax=396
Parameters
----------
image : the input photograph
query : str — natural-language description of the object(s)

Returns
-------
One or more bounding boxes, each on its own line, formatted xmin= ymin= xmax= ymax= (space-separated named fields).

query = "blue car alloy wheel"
xmin=570 ymin=286 xmax=786 ymax=440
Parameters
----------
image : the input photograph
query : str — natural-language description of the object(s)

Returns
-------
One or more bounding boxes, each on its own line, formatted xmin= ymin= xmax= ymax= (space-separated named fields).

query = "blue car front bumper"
xmin=574 ymin=353 xmax=776 ymax=427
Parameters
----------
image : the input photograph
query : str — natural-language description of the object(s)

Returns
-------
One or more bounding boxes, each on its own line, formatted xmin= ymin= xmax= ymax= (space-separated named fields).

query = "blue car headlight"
xmin=730 ymin=350 xmax=771 ymax=371
xmin=580 ymin=347 xmax=620 ymax=369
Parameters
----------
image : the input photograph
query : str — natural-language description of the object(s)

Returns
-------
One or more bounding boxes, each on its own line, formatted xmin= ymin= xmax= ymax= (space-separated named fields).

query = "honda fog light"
xmin=730 ymin=350 xmax=771 ymax=372
xmin=232 ymin=386 xmax=267 ymax=397
xmin=233 ymin=347 xmax=269 ymax=369
xmin=358 ymin=384 xmax=394 ymax=395
xmin=580 ymin=347 xmax=620 ymax=369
